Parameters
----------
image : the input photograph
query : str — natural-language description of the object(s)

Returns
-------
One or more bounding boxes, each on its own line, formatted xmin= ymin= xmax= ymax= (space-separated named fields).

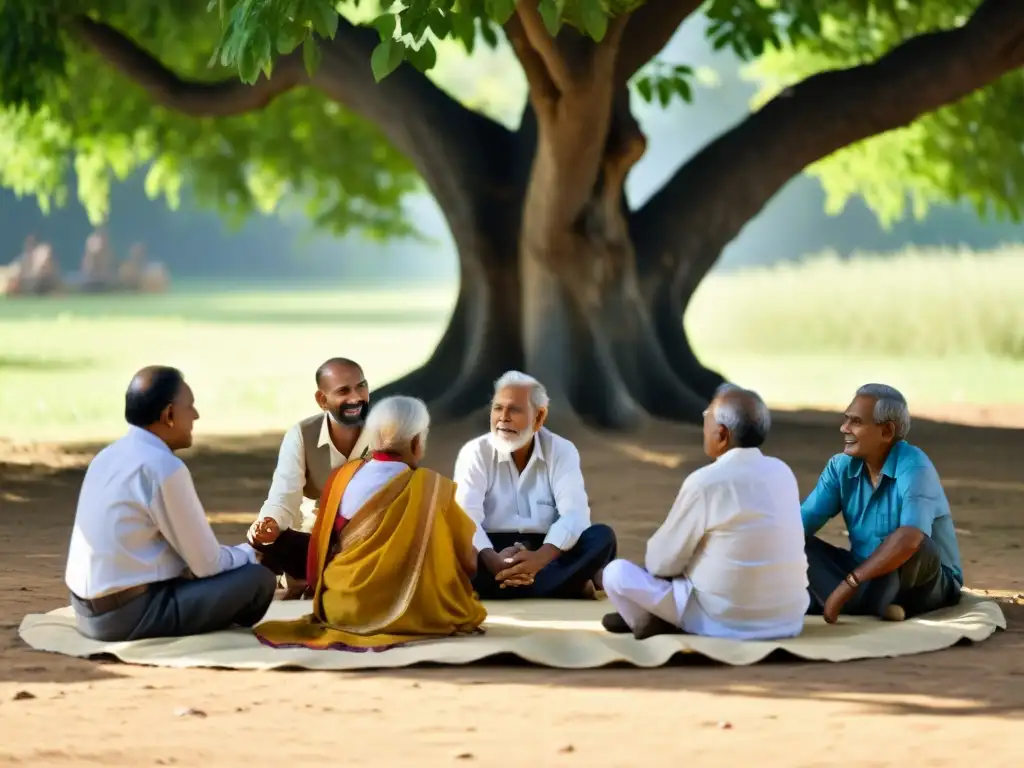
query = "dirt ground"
xmin=1 ymin=408 xmax=1022 ymax=767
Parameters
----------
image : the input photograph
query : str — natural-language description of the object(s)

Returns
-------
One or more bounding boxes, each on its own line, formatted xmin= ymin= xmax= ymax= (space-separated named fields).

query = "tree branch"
xmin=614 ymin=0 xmax=703 ymax=86
xmin=74 ymin=14 xmax=518 ymax=266
xmin=633 ymin=0 xmax=1024 ymax=293
xmin=73 ymin=16 xmax=305 ymax=116
xmin=515 ymin=0 xmax=574 ymax=93
xmin=505 ymin=15 xmax=560 ymax=113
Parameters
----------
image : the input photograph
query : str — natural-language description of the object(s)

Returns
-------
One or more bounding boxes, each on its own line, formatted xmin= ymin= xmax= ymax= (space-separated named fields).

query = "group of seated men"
xmin=63 ymin=356 xmax=963 ymax=644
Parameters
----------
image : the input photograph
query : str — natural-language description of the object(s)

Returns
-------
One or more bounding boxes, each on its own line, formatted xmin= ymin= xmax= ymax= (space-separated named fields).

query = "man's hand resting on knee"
xmin=248 ymin=517 xmax=281 ymax=546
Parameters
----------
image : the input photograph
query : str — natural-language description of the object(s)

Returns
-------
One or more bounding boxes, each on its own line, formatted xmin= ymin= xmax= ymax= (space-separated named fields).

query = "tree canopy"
xmin=3 ymin=0 xmax=1023 ymax=239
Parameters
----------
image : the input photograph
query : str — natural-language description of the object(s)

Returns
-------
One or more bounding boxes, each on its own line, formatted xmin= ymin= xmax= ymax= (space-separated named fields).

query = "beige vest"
xmin=298 ymin=413 xmax=370 ymax=504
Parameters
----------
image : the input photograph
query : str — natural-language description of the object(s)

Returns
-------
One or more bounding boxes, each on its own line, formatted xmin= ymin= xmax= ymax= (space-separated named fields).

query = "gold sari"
xmin=254 ymin=461 xmax=487 ymax=650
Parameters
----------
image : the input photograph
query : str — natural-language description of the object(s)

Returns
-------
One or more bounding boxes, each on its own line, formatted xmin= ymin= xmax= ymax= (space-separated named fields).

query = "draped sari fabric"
xmin=255 ymin=462 xmax=487 ymax=651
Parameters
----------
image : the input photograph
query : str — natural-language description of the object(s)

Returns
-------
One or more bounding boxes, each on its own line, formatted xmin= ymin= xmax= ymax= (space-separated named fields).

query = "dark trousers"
xmin=254 ymin=529 xmax=312 ymax=581
xmin=472 ymin=523 xmax=617 ymax=600
xmin=805 ymin=534 xmax=961 ymax=619
xmin=71 ymin=564 xmax=277 ymax=642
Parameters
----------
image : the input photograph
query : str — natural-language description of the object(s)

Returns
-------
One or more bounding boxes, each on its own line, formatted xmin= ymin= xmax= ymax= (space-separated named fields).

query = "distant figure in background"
xmin=801 ymin=384 xmax=963 ymax=623
xmin=0 ymin=235 xmax=37 ymax=295
xmin=64 ymin=366 xmax=276 ymax=642
xmin=139 ymin=260 xmax=170 ymax=293
xmin=117 ymin=243 xmax=145 ymax=289
xmin=601 ymin=385 xmax=809 ymax=640
xmin=80 ymin=229 xmax=116 ymax=291
xmin=116 ymin=242 xmax=170 ymax=294
xmin=19 ymin=242 xmax=62 ymax=295
xmin=249 ymin=358 xmax=371 ymax=598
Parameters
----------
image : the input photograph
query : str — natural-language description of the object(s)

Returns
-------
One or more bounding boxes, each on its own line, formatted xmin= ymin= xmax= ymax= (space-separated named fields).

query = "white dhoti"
xmin=602 ymin=559 xmax=692 ymax=630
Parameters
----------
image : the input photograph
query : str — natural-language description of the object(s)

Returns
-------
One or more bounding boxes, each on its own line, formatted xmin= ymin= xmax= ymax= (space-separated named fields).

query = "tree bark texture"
xmin=75 ymin=0 xmax=1024 ymax=428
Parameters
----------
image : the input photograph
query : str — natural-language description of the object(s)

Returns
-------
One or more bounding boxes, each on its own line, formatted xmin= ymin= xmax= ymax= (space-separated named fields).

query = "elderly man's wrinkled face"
xmin=840 ymin=395 xmax=895 ymax=460
xmin=490 ymin=386 xmax=544 ymax=454
xmin=702 ymin=398 xmax=729 ymax=460
xmin=317 ymin=364 xmax=369 ymax=426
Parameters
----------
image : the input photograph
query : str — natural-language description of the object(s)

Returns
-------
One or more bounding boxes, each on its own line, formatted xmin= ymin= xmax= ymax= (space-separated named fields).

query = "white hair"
xmin=855 ymin=383 xmax=911 ymax=439
xmin=493 ymin=370 xmax=550 ymax=413
xmin=711 ymin=382 xmax=771 ymax=447
xmin=364 ymin=395 xmax=430 ymax=452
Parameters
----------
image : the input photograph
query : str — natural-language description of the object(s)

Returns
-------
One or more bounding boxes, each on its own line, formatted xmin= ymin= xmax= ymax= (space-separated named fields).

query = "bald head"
xmin=125 ymin=366 xmax=185 ymax=427
xmin=710 ymin=384 xmax=771 ymax=449
xmin=315 ymin=357 xmax=362 ymax=389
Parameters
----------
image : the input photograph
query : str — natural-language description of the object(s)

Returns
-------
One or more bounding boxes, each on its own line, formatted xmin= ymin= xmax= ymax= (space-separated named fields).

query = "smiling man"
xmin=452 ymin=371 xmax=617 ymax=599
xmin=802 ymin=384 xmax=963 ymax=624
xmin=247 ymin=357 xmax=371 ymax=597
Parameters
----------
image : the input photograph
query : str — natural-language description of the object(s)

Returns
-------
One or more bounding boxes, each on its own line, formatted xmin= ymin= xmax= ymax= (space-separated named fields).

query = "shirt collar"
xmin=496 ymin=430 xmax=545 ymax=465
xmin=127 ymin=425 xmax=172 ymax=454
xmin=318 ymin=413 xmax=332 ymax=449
xmin=848 ymin=441 xmax=903 ymax=479
xmin=319 ymin=413 xmax=370 ymax=460
xmin=714 ymin=446 xmax=762 ymax=465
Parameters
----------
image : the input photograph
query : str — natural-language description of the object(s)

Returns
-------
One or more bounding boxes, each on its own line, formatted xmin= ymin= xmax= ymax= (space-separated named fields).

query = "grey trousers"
xmin=805 ymin=534 xmax=961 ymax=619
xmin=71 ymin=564 xmax=277 ymax=642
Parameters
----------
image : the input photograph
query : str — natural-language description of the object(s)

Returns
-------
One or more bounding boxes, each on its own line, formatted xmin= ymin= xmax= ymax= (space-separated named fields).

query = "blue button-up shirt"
xmin=800 ymin=441 xmax=963 ymax=585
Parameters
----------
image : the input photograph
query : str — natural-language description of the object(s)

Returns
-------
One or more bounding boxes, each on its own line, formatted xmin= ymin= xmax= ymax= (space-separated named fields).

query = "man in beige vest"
xmin=248 ymin=358 xmax=371 ymax=597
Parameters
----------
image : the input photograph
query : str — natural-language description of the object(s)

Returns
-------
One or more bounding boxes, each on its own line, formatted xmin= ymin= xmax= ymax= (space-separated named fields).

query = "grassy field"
xmin=1 ymin=247 xmax=1021 ymax=443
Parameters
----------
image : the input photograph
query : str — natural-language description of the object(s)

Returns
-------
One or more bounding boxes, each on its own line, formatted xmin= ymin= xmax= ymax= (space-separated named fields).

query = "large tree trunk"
xmin=75 ymin=0 xmax=1024 ymax=429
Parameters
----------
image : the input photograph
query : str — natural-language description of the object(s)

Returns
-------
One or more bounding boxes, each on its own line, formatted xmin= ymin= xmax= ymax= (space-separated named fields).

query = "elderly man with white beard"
xmin=453 ymin=371 xmax=617 ymax=599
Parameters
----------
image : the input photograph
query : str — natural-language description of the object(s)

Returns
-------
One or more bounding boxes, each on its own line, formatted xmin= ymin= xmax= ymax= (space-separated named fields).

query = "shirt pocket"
xmin=872 ymin=501 xmax=898 ymax=539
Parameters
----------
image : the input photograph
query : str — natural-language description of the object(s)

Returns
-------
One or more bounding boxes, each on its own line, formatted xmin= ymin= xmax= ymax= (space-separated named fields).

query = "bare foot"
xmin=882 ymin=604 xmax=906 ymax=621
xmin=601 ymin=612 xmax=631 ymax=634
xmin=632 ymin=614 xmax=681 ymax=640
xmin=592 ymin=567 xmax=604 ymax=591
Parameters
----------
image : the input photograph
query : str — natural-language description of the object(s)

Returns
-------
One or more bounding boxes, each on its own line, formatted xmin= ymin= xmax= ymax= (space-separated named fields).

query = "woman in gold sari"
xmin=254 ymin=395 xmax=487 ymax=650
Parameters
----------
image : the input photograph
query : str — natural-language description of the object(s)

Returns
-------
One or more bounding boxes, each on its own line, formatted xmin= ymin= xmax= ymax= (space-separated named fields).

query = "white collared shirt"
xmin=453 ymin=428 xmax=592 ymax=553
xmin=258 ymin=413 xmax=368 ymax=530
xmin=646 ymin=447 xmax=809 ymax=638
xmin=65 ymin=427 xmax=256 ymax=600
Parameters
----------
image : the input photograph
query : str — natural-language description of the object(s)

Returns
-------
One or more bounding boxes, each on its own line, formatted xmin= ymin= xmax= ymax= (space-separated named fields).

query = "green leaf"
xmin=538 ymin=0 xmax=563 ymax=37
xmin=406 ymin=40 xmax=437 ymax=72
xmin=635 ymin=77 xmax=653 ymax=103
xmin=370 ymin=38 xmax=405 ymax=82
xmin=578 ymin=0 xmax=608 ymax=42
xmin=309 ymin=1 xmax=340 ymax=39
xmin=276 ymin=22 xmax=306 ymax=54
xmin=671 ymin=76 xmax=692 ymax=103
xmin=427 ymin=9 xmax=451 ymax=37
xmin=302 ymin=35 xmax=322 ymax=77
xmin=480 ymin=20 xmax=498 ymax=48
xmin=484 ymin=0 xmax=515 ymax=25
xmin=655 ymin=78 xmax=672 ymax=107
xmin=372 ymin=13 xmax=397 ymax=41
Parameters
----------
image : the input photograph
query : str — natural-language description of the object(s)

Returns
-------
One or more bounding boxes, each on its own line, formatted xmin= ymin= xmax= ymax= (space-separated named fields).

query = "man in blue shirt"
xmin=801 ymin=384 xmax=962 ymax=623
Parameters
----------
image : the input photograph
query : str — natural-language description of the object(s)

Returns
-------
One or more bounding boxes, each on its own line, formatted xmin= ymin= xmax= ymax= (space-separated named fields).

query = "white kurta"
xmin=603 ymin=447 xmax=809 ymax=640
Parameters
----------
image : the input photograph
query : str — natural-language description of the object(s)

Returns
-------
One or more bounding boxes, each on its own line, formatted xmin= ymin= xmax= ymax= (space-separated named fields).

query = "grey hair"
xmin=855 ymin=383 xmax=911 ymax=439
xmin=364 ymin=395 xmax=430 ymax=452
xmin=711 ymin=382 xmax=771 ymax=448
xmin=493 ymin=370 xmax=550 ymax=413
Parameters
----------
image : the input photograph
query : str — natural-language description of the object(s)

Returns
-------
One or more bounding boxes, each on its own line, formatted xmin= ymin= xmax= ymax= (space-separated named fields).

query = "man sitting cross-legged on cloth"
xmin=602 ymin=385 xmax=809 ymax=640
xmin=453 ymin=371 xmax=617 ymax=599
xmin=64 ymin=366 xmax=276 ymax=642
xmin=801 ymin=384 xmax=963 ymax=624
xmin=247 ymin=357 xmax=371 ymax=599
xmin=254 ymin=395 xmax=486 ymax=650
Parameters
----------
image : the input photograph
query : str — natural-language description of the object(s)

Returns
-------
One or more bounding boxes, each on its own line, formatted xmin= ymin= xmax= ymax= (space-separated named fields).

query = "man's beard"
xmin=489 ymin=424 xmax=534 ymax=455
xmin=328 ymin=401 xmax=368 ymax=426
